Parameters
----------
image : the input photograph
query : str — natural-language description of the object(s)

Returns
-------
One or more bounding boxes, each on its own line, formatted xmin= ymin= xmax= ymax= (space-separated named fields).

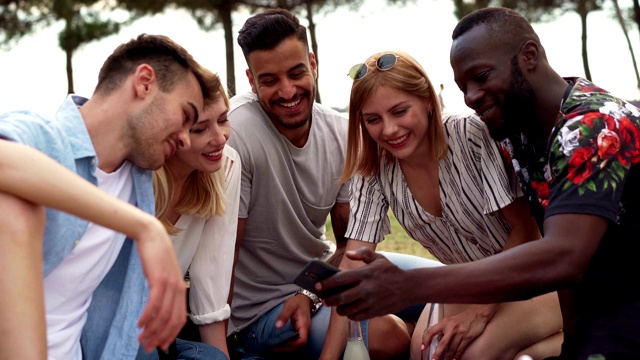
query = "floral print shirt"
xmin=502 ymin=78 xmax=640 ymax=312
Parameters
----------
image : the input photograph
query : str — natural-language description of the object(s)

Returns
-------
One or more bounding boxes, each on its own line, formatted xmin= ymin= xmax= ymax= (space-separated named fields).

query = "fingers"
xmin=138 ymin=274 xmax=186 ymax=352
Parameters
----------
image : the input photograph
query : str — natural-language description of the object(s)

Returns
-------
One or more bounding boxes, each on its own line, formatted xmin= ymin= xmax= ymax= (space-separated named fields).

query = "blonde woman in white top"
xmin=138 ymin=77 xmax=241 ymax=360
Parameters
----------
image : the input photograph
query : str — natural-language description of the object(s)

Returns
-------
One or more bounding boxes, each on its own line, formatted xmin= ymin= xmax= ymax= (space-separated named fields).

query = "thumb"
xmin=275 ymin=301 xmax=294 ymax=329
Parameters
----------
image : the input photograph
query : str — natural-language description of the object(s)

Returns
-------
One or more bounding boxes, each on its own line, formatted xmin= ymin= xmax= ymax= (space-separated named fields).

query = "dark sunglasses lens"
xmin=377 ymin=54 xmax=397 ymax=71
xmin=348 ymin=63 xmax=368 ymax=80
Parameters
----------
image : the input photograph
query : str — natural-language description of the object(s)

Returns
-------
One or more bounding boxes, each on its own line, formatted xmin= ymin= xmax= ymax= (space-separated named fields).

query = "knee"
xmin=368 ymin=315 xmax=410 ymax=360
xmin=0 ymin=193 xmax=45 ymax=243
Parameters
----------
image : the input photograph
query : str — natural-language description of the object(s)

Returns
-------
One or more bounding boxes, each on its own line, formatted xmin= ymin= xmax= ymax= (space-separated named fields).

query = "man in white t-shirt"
xmin=0 ymin=34 xmax=221 ymax=359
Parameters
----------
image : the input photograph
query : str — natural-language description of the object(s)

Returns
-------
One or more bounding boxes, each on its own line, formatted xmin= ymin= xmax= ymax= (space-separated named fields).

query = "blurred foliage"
xmin=0 ymin=0 xmax=141 ymax=92
xmin=451 ymin=0 xmax=605 ymax=81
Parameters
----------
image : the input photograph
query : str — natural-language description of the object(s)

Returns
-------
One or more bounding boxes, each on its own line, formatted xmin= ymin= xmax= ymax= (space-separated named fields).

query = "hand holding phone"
xmin=293 ymin=260 xmax=340 ymax=297
xmin=294 ymin=259 xmax=356 ymax=299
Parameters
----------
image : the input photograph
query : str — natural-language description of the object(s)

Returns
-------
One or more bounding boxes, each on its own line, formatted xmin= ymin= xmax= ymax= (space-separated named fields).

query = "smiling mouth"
xmin=477 ymin=105 xmax=495 ymax=120
xmin=281 ymin=98 xmax=302 ymax=108
xmin=203 ymin=147 xmax=223 ymax=158
xmin=387 ymin=133 xmax=409 ymax=146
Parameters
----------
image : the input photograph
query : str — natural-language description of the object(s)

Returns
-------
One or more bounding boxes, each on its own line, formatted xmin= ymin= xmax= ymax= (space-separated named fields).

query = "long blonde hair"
xmin=153 ymin=77 xmax=229 ymax=234
xmin=340 ymin=50 xmax=446 ymax=183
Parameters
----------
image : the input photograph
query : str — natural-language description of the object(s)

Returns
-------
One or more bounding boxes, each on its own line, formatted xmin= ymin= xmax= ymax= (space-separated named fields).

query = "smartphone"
xmin=294 ymin=259 xmax=340 ymax=297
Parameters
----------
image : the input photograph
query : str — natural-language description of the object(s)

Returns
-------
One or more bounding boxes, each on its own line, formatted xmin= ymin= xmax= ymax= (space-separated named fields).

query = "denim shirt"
xmin=0 ymin=95 xmax=153 ymax=359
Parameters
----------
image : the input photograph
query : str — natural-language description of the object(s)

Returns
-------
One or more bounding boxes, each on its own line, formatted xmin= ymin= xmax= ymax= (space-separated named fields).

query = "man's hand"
xmin=273 ymin=293 xmax=314 ymax=352
xmin=423 ymin=304 xmax=497 ymax=360
xmin=320 ymin=247 xmax=411 ymax=320
xmin=135 ymin=219 xmax=187 ymax=353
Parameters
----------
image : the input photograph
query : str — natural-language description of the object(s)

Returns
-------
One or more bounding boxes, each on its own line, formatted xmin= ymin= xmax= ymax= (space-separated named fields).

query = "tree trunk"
xmin=578 ymin=0 xmax=592 ymax=81
xmin=66 ymin=46 xmax=74 ymax=94
xmin=221 ymin=7 xmax=236 ymax=97
xmin=613 ymin=0 xmax=640 ymax=89
xmin=306 ymin=2 xmax=321 ymax=103
xmin=634 ymin=0 xmax=640 ymax=52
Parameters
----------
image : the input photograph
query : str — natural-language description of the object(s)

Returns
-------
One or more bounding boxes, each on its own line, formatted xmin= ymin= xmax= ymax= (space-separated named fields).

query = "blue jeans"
xmin=228 ymin=252 xmax=441 ymax=359
xmin=136 ymin=338 xmax=229 ymax=360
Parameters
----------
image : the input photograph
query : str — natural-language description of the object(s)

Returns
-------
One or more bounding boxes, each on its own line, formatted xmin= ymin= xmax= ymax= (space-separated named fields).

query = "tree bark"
xmin=306 ymin=2 xmax=321 ymax=103
xmin=613 ymin=0 xmax=640 ymax=90
xmin=578 ymin=0 xmax=592 ymax=81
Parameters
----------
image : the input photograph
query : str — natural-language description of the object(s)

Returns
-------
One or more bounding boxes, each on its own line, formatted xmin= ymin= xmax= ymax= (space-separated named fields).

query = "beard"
xmin=126 ymin=96 xmax=166 ymax=170
xmin=262 ymin=87 xmax=316 ymax=130
xmin=490 ymin=56 xmax=537 ymax=141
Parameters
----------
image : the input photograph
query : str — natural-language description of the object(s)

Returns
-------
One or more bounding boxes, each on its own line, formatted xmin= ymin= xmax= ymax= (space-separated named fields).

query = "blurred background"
xmin=2 ymin=0 xmax=639 ymax=258
xmin=2 ymin=0 xmax=640 ymax=116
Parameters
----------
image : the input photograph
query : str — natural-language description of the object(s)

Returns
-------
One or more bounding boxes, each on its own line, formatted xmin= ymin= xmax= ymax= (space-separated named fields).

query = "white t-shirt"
xmin=44 ymin=161 xmax=133 ymax=360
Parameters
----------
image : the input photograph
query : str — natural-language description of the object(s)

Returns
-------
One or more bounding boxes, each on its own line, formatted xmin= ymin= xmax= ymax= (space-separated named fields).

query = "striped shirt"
xmin=346 ymin=114 xmax=519 ymax=264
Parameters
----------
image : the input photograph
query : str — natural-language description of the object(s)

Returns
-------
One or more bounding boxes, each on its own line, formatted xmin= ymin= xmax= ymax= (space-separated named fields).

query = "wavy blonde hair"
xmin=153 ymin=77 xmax=229 ymax=234
xmin=340 ymin=50 xmax=446 ymax=183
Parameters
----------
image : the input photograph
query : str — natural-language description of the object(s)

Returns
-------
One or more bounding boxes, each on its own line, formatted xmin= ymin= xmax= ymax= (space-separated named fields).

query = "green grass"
xmin=325 ymin=211 xmax=437 ymax=260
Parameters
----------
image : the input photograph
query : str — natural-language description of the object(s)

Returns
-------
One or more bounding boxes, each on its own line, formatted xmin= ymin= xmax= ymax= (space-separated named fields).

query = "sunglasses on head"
xmin=348 ymin=53 xmax=399 ymax=80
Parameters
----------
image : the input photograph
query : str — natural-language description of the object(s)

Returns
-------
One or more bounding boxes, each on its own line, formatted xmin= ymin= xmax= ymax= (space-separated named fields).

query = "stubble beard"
xmin=495 ymin=56 xmax=537 ymax=141
xmin=262 ymin=87 xmax=316 ymax=130
xmin=126 ymin=97 xmax=165 ymax=170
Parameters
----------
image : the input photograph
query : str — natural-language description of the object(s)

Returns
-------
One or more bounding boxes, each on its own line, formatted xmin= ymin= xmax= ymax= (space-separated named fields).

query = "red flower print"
xmin=568 ymin=146 xmax=596 ymax=184
xmin=531 ymin=180 xmax=550 ymax=201
xmin=582 ymin=113 xmax=615 ymax=130
xmin=596 ymin=129 xmax=620 ymax=160
xmin=617 ymin=117 xmax=640 ymax=166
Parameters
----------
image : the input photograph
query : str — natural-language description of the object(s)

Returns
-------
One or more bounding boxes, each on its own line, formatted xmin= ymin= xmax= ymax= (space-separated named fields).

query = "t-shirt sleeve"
xmin=464 ymin=115 xmax=518 ymax=214
xmin=344 ymin=174 xmax=391 ymax=243
xmin=545 ymin=110 xmax=639 ymax=221
xmin=227 ymin=128 xmax=251 ymax=219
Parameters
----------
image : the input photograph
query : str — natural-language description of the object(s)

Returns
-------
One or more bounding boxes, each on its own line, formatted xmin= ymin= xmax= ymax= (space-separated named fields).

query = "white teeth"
xmin=388 ymin=133 xmax=409 ymax=145
xmin=203 ymin=149 xmax=223 ymax=157
xmin=281 ymin=99 xmax=301 ymax=108
xmin=480 ymin=106 xmax=493 ymax=117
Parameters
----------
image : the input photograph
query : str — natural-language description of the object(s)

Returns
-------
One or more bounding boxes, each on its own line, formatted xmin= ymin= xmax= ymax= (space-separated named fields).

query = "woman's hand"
xmin=422 ymin=303 xmax=498 ymax=360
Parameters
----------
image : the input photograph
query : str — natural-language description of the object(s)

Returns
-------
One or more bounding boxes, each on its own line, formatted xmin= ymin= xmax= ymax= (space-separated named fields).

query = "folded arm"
xmin=0 ymin=140 xmax=186 ymax=352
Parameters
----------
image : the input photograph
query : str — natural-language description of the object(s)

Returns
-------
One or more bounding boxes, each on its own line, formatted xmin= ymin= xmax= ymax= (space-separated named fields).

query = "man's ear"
xmin=133 ymin=64 xmax=156 ymax=98
xmin=246 ymin=68 xmax=257 ymax=94
xmin=309 ymin=52 xmax=318 ymax=79
xmin=520 ymin=40 xmax=539 ymax=71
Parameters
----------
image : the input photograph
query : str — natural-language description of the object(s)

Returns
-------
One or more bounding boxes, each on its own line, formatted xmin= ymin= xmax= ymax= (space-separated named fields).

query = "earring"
xmin=428 ymin=110 xmax=433 ymax=118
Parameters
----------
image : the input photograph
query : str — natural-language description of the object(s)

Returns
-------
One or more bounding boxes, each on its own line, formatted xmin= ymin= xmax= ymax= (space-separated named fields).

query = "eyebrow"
xmin=256 ymin=63 xmax=306 ymax=81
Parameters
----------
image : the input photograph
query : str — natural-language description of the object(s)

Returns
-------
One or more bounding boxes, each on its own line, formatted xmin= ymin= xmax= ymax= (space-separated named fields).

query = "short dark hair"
xmin=452 ymin=7 xmax=539 ymax=53
xmin=237 ymin=8 xmax=308 ymax=59
xmin=95 ymin=34 xmax=218 ymax=103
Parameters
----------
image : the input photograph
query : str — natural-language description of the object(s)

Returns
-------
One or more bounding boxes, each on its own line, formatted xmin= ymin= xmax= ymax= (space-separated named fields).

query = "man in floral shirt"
xmin=319 ymin=7 xmax=640 ymax=360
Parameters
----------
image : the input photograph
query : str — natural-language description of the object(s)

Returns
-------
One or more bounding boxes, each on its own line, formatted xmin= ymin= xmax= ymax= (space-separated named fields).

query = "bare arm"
xmin=426 ymin=196 xmax=542 ymax=359
xmin=320 ymin=239 xmax=376 ymax=360
xmin=500 ymin=196 xmax=542 ymax=251
xmin=322 ymin=213 xmax=606 ymax=319
xmin=199 ymin=322 xmax=229 ymax=359
xmin=326 ymin=202 xmax=350 ymax=267
xmin=0 ymin=140 xmax=186 ymax=352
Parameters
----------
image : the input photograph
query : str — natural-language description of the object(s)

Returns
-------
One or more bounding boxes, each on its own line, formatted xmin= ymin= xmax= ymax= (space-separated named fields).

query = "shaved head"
xmin=452 ymin=7 xmax=542 ymax=55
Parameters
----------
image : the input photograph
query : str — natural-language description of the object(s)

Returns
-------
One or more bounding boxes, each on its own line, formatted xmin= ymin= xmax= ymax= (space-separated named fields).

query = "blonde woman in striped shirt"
xmin=322 ymin=51 xmax=562 ymax=360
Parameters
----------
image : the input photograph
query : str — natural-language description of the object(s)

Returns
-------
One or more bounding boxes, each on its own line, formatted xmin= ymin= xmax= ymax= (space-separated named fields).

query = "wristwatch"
xmin=296 ymin=288 xmax=322 ymax=315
